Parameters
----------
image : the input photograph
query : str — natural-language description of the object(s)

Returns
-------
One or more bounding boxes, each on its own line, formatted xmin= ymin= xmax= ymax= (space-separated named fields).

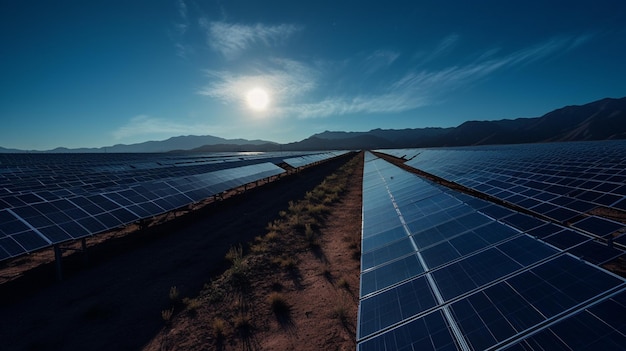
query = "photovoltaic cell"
xmin=360 ymin=254 xmax=424 ymax=297
xmin=358 ymin=276 xmax=436 ymax=339
xmin=572 ymin=216 xmax=625 ymax=238
xmin=358 ymin=310 xmax=458 ymax=351
xmin=358 ymin=150 xmax=626 ymax=351
xmin=0 ymin=151 xmax=301 ymax=259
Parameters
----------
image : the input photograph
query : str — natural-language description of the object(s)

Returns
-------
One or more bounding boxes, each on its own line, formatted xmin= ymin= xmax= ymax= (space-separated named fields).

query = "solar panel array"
xmin=378 ymin=141 xmax=626 ymax=263
xmin=358 ymin=151 xmax=626 ymax=350
xmin=0 ymin=151 xmax=347 ymax=261
xmin=282 ymin=151 xmax=350 ymax=168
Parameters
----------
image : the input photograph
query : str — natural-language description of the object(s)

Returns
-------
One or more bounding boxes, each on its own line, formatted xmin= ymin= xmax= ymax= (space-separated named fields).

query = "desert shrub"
xmin=337 ymin=277 xmax=349 ymax=290
xmin=306 ymin=203 xmax=329 ymax=218
xmin=288 ymin=200 xmax=304 ymax=215
xmin=332 ymin=305 xmax=347 ymax=322
xmin=225 ymin=244 xmax=243 ymax=263
xmin=161 ymin=307 xmax=174 ymax=322
xmin=265 ymin=231 xmax=279 ymax=242
xmin=266 ymin=220 xmax=282 ymax=232
xmin=250 ymin=241 xmax=268 ymax=254
xmin=304 ymin=224 xmax=320 ymax=248
xmin=183 ymin=297 xmax=202 ymax=311
xmin=212 ymin=318 xmax=226 ymax=338
xmin=351 ymin=249 xmax=361 ymax=261
xmin=321 ymin=264 xmax=332 ymax=280
xmin=272 ymin=256 xmax=297 ymax=270
xmin=233 ymin=313 xmax=252 ymax=333
xmin=204 ymin=282 xmax=225 ymax=304
xmin=289 ymin=213 xmax=307 ymax=231
xmin=323 ymin=192 xmax=340 ymax=204
xmin=268 ymin=292 xmax=290 ymax=315
xmin=169 ymin=286 xmax=179 ymax=302
xmin=227 ymin=262 xmax=249 ymax=290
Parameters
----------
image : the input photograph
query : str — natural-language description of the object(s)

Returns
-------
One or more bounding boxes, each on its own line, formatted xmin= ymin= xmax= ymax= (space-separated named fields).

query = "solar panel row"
xmin=378 ymin=141 xmax=626 ymax=253
xmin=357 ymin=151 xmax=626 ymax=351
xmin=0 ymin=151 xmax=349 ymax=261
xmin=0 ymin=161 xmax=286 ymax=260
xmin=282 ymin=151 xmax=350 ymax=168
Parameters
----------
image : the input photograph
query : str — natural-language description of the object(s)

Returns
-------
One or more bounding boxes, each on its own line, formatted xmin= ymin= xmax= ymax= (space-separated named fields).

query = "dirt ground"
xmin=0 ymin=153 xmax=359 ymax=351
xmin=143 ymin=152 xmax=364 ymax=351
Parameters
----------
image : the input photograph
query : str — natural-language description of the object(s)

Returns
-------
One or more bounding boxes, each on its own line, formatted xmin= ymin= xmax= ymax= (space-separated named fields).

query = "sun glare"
xmin=246 ymin=88 xmax=270 ymax=111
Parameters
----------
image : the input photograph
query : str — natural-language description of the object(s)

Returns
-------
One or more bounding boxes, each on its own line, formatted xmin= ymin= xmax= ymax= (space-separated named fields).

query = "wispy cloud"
xmin=203 ymin=21 xmax=301 ymax=59
xmin=199 ymin=34 xmax=593 ymax=120
xmin=198 ymin=58 xmax=317 ymax=105
xmin=280 ymin=93 xmax=429 ymax=119
xmin=175 ymin=0 xmax=188 ymax=34
xmin=362 ymin=50 xmax=400 ymax=75
xmin=171 ymin=0 xmax=192 ymax=58
xmin=113 ymin=115 xmax=222 ymax=140
xmin=414 ymin=33 xmax=460 ymax=64
xmin=391 ymin=34 xmax=595 ymax=105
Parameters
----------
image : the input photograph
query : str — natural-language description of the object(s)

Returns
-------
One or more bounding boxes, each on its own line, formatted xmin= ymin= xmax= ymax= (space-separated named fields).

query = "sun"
xmin=246 ymin=88 xmax=270 ymax=111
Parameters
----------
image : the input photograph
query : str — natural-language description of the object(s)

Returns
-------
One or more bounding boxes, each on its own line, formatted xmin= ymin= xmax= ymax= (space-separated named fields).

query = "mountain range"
xmin=0 ymin=135 xmax=275 ymax=153
xmin=2 ymin=96 xmax=625 ymax=153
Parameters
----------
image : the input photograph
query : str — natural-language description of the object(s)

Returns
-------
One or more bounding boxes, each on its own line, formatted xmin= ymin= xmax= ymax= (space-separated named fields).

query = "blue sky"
xmin=2 ymin=0 xmax=626 ymax=150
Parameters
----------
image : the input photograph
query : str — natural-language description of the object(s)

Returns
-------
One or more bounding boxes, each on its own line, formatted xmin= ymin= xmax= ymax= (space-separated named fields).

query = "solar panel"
xmin=282 ymin=151 xmax=349 ymax=168
xmin=357 ymin=151 xmax=626 ymax=350
xmin=377 ymin=140 xmax=626 ymax=261
xmin=0 ymin=151 xmax=299 ymax=261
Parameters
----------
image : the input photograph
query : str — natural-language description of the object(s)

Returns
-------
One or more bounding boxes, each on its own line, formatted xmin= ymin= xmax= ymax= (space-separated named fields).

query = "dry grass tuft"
xmin=161 ymin=307 xmax=174 ymax=322
xmin=183 ymin=297 xmax=202 ymax=311
xmin=212 ymin=317 xmax=226 ymax=339
xmin=268 ymin=292 xmax=290 ymax=315
xmin=168 ymin=286 xmax=179 ymax=302
xmin=337 ymin=277 xmax=349 ymax=290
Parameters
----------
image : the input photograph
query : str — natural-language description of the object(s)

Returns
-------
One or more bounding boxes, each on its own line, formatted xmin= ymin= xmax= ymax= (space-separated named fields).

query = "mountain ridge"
xmin=2 ymin=96 xmax=625 ymax=153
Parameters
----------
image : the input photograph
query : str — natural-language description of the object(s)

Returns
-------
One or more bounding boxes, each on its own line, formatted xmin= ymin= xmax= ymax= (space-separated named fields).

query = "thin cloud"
xmin=198 ymin=58 xmax=317 ymax=106
xmin=392 ymin=34 xmax=595 ymax=103
xmin=430 ymin=33 xmax=460 ymax=59
xmin=177 ymin=0 xmax=188 ymax=20
xmin=203 ymin=21 xmax=301 ymax=58
xmin=198 ymin=34 xmax=593 ymax=120
xmin=171 ymin=0 xmax=191 ymax=58
xmin=282 ymin=93 xmax=429 ymax=119
xmin=175 ymin=0 xmax=188 ymax=34
xmin=363 ymin=50 xmax=400 ymax=75
xmin=414 ymin=33 xmax=460 ymax=64
xmin=113 ymin=115 xmax=220 ymax=140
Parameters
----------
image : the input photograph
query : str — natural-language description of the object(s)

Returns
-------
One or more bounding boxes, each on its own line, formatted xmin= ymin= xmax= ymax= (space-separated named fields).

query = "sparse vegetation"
xmin=265 ymin=231 xmax=279 ymax=242
xmin=225 ymin=244 xmax=243 ymax=263
xmin=272 ymin=255 xmax=298 ymax=270
xmin=203 ymin=281 xmax=225 ymax=304
xmin=233 ymin=313 xmax=252 ymax=333
xmin=304 ymin=223 xmax=320 ymax=248
xmin=321 ymin=264 xmax=332 ymax=280
xmin=337 ymin=277 xmax=349 ymax=290
xmin=183 ymin=297 xmax=202 ymax=311
xmin=145 ymin=153 xmax=363 ymax=350
xmin=268 ymin=292 xmax=290 ymax=315
xmin=169 ymin=286 xmax=179 ymax=302
xmin=332 ymin=304 xmax=348 ymax=323
xmin=161 ymin=307 xmax=174 ymax=322
xmin=226 ymin=260 xmax=249 ymax=290
xmin=212 ymin=317 xmax=226 ymax=339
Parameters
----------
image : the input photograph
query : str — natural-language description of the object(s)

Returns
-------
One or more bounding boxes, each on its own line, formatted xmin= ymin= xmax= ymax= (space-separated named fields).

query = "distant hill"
xmin=0 ymin=146 xmax=24 ymax=153
xmin=3 ymin=96 xmax=625 ymax=153
xmin=97 ymin=135 xmax=275 ymax=153
xmin=1 ymin=135 xmax=276 ymax=153
xmin=295 ymin=96 xmax=626 ymax=150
